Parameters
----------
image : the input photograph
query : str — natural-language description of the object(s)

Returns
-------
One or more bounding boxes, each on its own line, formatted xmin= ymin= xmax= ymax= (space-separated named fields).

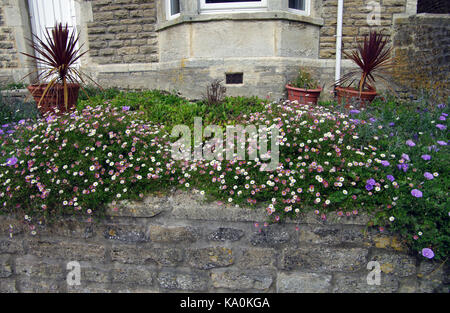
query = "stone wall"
xmin=392 ymin=14 xmax=450 ymax=100
xmin=0 ymin=5 xmax=19 ymax=84
xmin=87 ymin=0 xmax=158 ymax=64
xmin=319 ymin=0 xmax=408 ymax=59
xmin=0 ymin=191 xmax=447 ymax=293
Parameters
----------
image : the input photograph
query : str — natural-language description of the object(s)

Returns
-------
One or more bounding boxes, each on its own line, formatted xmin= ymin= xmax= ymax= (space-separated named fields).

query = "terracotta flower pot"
xmin=335 ymin=86 xmax=377 ymax=108
xmin=27 ymin=83 xmax=80 ymax=116
xmin=286 ymin=84 xmax=322 ymax=105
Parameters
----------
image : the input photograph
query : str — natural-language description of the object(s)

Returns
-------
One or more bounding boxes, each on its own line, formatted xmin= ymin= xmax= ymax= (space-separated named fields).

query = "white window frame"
xmin=200 ymin=0 xmax=268 ymax=13
xmin=288 ymin=0 xmax=310 ymax=16
xmin=166 ymin=0 xmax=181 ymax=20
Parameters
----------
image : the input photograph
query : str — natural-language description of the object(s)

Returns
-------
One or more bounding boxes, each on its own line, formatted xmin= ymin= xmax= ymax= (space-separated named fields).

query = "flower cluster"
xmin=0 ymin=99 xmax=448 ymax=260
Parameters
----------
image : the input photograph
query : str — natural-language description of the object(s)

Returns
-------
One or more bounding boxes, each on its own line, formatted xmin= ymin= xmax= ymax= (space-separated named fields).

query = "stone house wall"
xmin=392 ymin=13 xmax=450 ymax=100
xmin=0 ymin=0 xmax=448 ymax=100
xmin=319 ymin=0 xmax=408 ymax=59
xmin=0 ymin=191 xmax=447 ymax=293
xmin=0 ymin=5 xmax=19 ymax=84
xmin=87 ymin=0 xmax=158 ymax=64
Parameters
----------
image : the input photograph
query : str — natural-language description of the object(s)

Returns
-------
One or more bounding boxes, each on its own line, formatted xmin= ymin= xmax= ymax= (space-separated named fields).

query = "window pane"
xmin=206 ymin=1 xmax=261 ymax=3
xmin=289 ymin=0 xmax=305 ymax=11
xmin=171 ymin=0 xmax=180 ymax=15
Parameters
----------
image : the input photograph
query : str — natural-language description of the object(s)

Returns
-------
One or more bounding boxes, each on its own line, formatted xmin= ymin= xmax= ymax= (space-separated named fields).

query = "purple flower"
xmin=365 ymin=184 xmax=373 ymax=191
xmin=401 ymin=153 xmax=410 ymax=162
xmin=6 ymin=157 xmax=18 ymax=166
xmin=380 ymin=160 xmax=390 ymax=167
xmin=437 ymin=103 xmax=446 ymax=109
xmin=1 ymin=124 xmax=9 ymax=128
xmin=46 ymin=115 xmax=55 ymax=123
xmin=437 ymin=141 xmax=447 ymax=146
xmin=436 ymin=124 xmax=446 ymax=130
xmin=349 ymin=109 xmax=360 ymax=114
xmin=421 ymin=154 xmax=431 ymax=161
xmin=366 ymin=178 xmax=376 ymax=186
xmin=442 ymin=113 xmax=448 ymax=117
xmin=18 ymin=119 xmax=25 ymax=125
xmin=122 ymin=106 xmax=130 ymax=112
xmin=386 ymin=175 xmax=395 ymax=182
xmin=439 ymin=116 xmax=446 ymax=121
xmin=0 ymin=129 xmax=3 ymax=135
xmin=406 ymin=140 xmax=416 ymax=147
xmin=389 ymin=122 xmax=395 ymax=127
xmin=397 ymin=163 xmax=409 ymax=172
xmin=421 ymin=248 xmax=434 ymax=259
xmin=424 ymin=172 xmax=434 ymax=180
xmin=411 ymin=189 xmax=423 ymax=198
xmin=369 ymin=118 xmax=376 ymax=123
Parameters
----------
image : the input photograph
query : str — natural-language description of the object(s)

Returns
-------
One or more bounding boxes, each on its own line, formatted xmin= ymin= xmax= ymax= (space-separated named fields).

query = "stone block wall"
xmin=0 ymin=191 xmax=447 ymax=293
xmin=0 ymin=6 xmax=19 ymax=84
xmin=87 ymin=0 xmax=158 ymax=64
xmin=319 ymin=0 xmax=408 ymax=59
xmin=392 ymin=14 xmax=450 ymax=100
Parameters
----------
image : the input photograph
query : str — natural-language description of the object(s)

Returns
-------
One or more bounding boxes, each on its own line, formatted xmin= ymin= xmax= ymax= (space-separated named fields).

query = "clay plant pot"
xmin=335 ymin=86 xmax=377 ymax=108
xmin=286 ymin=84 xmax=322 ymax=105
xmin=27 ymin=83 xmax=80 ymax=116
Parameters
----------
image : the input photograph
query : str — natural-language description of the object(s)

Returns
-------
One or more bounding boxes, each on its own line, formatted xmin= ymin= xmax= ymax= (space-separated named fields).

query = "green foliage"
xmin=290 ymin=69 xmax=319 ymax=89
xmin=77 ymin=89 xmax=267 ymax=129
xmin=0 ymin=92 xmax=39 ymax=124
xmin=1 ymin=88 xmax=447 ymax=261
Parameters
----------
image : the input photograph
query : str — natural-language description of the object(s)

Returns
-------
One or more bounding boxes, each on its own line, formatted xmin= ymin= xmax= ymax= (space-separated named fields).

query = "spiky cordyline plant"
xmin=335 ymin=31 xmax=394 ymax=94
xmin=22 ymin=22 xmax=96 ymax=109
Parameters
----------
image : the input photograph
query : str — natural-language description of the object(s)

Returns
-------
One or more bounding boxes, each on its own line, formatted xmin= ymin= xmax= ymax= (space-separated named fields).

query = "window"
xmin=226 ymin=73 xmax=243 ymax=84
xmin=288 ymin=0 xmax=309 ymax=15
xmin=166 ymin=0 xmax=180 ymax=20
xmin=417 ymin=0 xmax=450 ymax=13
xmin=200 ymin=0 xmax=267 ymax=12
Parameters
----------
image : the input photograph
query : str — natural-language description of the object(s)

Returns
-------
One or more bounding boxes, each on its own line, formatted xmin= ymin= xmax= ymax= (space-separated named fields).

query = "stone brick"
xmin=211 ymin=270 xmax=273 ymax=290
xmin=0 ymin=238 xmax=23 ymax=254
xmin=332 ymin=273 xmax=399 ymax=293
xmin=277 ymin=272 xmax=331 ymax=292
xmin=80 ymin=265 xmax=110 ymax=283
xmin=187 ymin=247 xmax=234 ymax=270
xmin=280 ymin=246 xmax=368 ymax=272
xmin=250 ymin=226 xmax=290 ymax=246
xmin=0 ymin=254 xmax=13 ymax=277
xmin=147 ymin=225 xmax=196 ymax=243
xmin=18 ymin=278 xmax=60 ymax=293
xmin=15 ymin=255 xmax=63 ymax=279
xmin=26 ymin=240 xmax=106 ymax=262
xmin=111 ymin=244 xmax=183 ymax=266
xmin=103 ymin=224 xmax=148 ymax=243
xmin=0 ymin=278 xmax=16 ymax=293
xmin=370 ymin=252 xmax=416 ymax=277
xmin=112 ymin=264 xmax=154 ymax=286
xmin=417 ymin=260 xmax=449 ymax=293
xmin=238 ymin=248 xmax=277 ymax=268
xmin=208 ymin=227 xmax=244 ymax=242
xmin=106 ymin=195 xmax=170 ymax=218
xmin=157 ymin=271 xmax=208 ymax=291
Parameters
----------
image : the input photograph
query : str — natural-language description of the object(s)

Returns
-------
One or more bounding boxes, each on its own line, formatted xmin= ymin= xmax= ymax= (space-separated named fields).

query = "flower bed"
xmin=0 ymin=95 xmax=448 ymax=261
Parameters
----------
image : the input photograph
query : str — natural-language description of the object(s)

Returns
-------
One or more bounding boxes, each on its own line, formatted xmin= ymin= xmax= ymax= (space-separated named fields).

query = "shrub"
xmin=1 ymin=91 xmax=447 ymax=260
xmin=290 ymin=70 xmax=319 ymax=89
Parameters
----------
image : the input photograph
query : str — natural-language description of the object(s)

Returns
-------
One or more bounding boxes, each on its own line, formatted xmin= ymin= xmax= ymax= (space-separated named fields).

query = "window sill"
xmin=156 ymin=11 xmax=324 ymax=31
